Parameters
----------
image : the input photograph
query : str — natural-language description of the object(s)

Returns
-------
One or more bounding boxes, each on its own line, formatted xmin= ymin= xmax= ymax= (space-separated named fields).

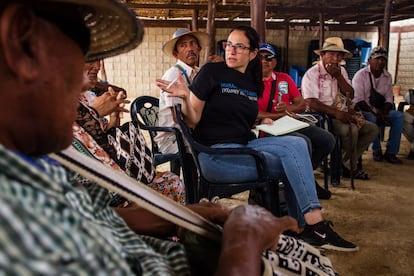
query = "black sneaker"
xmin=300 ymin=220 xmax=359 ymax=252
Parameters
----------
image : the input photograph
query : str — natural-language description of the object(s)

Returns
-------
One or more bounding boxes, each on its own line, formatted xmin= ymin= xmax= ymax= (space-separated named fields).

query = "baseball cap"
xmin=259 ymin=43 xmax=276 ymax=58
xmin=370 ymin=46 xmax=388 ymax=60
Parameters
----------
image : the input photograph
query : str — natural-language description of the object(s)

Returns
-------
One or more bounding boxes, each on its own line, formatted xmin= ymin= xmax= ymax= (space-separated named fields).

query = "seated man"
xmin=301 ymin=37 xmax=379 ymax=180
xmin=0 ymin=1 xmax=336 ymax=275
xmin=156 ymin=28 xmax=209 ymax=155
xmin=257 ymin=43 xmax=335 ymax=199
xmin=352 ymin=46 xmax=404 ymax=164
xmin=403 ymin=90 xmax=414 ymax=159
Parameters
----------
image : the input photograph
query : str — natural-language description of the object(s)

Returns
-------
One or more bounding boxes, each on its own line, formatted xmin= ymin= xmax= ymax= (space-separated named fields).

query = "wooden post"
xmin=319 ymin=12 xmax=325 ymax=48
xmin=394 ymin=29 xmax=401 ymax=83
xmin=206 ymin=0 xmax=216 ymax=60
xmin=192 ymin=9 xmax=199 ymax=31
xmin=382 ymin=0 xmax=392 ymax=50
xmin=250 ymin=0 xmax=266 ymax=43
xmin=283 ymin=24 xmax=289 ymax=73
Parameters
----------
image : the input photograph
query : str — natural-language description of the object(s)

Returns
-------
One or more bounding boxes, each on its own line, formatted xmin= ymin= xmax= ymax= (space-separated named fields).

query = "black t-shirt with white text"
xmin=189 ymin=62 xmax=258 ymax=146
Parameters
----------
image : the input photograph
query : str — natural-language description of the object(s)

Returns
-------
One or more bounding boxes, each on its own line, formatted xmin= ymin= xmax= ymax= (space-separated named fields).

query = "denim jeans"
xmin=291 ymin=125 xmax=336 ymax=169
xmin=198 ymin=135 xmax=321 ymax=227
xmin=362 ymin=110 xmax=404 ymax=154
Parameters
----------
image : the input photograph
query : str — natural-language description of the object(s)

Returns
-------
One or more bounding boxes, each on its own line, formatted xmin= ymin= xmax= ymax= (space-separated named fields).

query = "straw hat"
xmin=314 ymin=37 xmax=352 ymax=58
xmin=162 ymin=29 xmax=209 ymax=56
xmin=36 ymin=0 xmax=144 ymax=61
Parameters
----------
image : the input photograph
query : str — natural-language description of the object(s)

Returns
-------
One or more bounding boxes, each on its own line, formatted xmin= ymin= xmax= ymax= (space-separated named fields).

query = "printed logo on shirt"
xmin=220 ymin=83 xmax=257 ymax=100
xmin=278 ymin=81 xmax=289 ymax=95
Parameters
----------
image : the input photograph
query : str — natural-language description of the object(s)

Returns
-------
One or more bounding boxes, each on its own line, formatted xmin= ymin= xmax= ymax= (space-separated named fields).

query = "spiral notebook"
xmin=256 ymin=115 xmax=309 ymax=136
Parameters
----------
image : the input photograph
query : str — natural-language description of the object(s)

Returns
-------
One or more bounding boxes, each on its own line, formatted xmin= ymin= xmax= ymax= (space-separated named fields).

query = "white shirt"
xmin=155 ymin=60 xmax=198 ymax=153
xmin=301 ymin=61 xmax=351 ymax=106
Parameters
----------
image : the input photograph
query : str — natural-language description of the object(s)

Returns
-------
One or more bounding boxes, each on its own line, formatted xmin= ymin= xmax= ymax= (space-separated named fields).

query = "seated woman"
xmin=76 ymin=61 xmax=185 ymax=205
xmin=157 ymin=25 xmax=358 ymax=252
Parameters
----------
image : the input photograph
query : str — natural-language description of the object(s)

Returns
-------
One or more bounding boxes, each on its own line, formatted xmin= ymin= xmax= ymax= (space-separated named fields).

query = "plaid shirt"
xmin=0 ymin=144 xmax=190 ymax=275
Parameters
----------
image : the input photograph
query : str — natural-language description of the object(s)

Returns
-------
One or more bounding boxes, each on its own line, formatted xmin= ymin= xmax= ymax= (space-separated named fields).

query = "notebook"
xmin=256 ymin=115 xmax=309 ymax=136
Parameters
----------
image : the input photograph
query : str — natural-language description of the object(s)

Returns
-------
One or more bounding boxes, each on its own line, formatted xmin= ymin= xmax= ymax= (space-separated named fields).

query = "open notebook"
xmin=49 ymin=147 xmax=222 ymax=241
xmin=256 ymin=115 xmax=309 ymax=136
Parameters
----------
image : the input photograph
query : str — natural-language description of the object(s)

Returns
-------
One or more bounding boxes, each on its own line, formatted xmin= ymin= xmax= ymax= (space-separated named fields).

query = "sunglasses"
xmin=259 ymin=54 xmax=275 ymax=61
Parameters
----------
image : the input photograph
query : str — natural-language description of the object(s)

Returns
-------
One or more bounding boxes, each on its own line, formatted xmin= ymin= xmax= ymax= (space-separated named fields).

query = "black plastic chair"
xmin=174 ymin=105 xmax=282 ymax=216
xmin=130 ymin=96 xmax=195 ymax=201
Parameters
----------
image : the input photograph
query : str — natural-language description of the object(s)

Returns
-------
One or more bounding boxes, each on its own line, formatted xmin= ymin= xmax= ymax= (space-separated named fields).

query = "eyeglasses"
xmin=259 ymin=54 xmax=275 ymax=61
xmin=224 ymin=41 xmax=251 ymax=53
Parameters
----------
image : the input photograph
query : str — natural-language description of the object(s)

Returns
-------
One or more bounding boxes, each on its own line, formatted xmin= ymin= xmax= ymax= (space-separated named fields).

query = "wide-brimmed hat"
xmin=33 ymin=0 xmax=144 ymax=61
xmin=314 ymin=37 xmax=352 ymax=58
xmin=370 ymin=46 xmax=388 ymax=60
xmin=162 ymin=29 xmax=209 ymax=56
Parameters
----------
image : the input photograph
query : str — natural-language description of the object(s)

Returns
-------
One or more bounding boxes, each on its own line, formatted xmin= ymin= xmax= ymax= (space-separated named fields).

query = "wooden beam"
xmin=206 ymin=0 xmax=216 ymax=60
xmin=192 ymin=9 xmax=199 ymax=31
xmin=283 ymin=23 xmax=289 ymax=73
xmin=140 ymin=19 xmax=378 ymax=32
xmin=381 ymin=0 xmax=392 ymax=50
xmin=319 ymin=12 xmax=325 ymax=49
xmin=250 ymin=0 xmax=266 ymax=42
xmin=394 ymin=30 xmax=401 ymax=83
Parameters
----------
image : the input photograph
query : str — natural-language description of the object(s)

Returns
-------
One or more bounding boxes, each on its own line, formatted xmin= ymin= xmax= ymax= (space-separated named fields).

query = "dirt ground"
xmin=218 ymin=135 xmax=414 ymax=276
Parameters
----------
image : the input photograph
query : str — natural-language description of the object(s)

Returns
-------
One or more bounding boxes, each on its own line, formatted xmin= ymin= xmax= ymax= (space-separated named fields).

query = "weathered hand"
xmin=274 ymin=101 xmax=287 ymax=113
xmin=261 ymin=117 xmax=273 ymax=125
xmin=91 ymin=87 xmax=130 ymax=117
xmin=222 ymin=205 xmax=299 ymax=251
xmin=335 ymin=110 xmax=355 ymax=124
xmin=186 ymin=202 xmax=231 ymax=225
xmin=325 ymin=63 xmax=341 ymax=78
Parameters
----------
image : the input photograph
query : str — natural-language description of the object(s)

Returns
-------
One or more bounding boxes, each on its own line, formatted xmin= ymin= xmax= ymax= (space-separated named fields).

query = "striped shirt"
xmin=0 ymin=144 xmax=190 ymax=275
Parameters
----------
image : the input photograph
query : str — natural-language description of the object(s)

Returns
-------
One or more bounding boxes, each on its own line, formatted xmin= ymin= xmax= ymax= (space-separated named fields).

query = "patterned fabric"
xmin=265 ymin=235 xmax=337 ymax=276
xmin=0 ymin=144 xmax=190 ymax=275
xmin=79 ymin=92 xmax=109 ymax=130
xmin=107 ymin=122 xmax=155 ymax=184
xmin=76 ymin=104 xmax=155 ymax=184
xmin=72 ymin=123 xmax=185 ymax=205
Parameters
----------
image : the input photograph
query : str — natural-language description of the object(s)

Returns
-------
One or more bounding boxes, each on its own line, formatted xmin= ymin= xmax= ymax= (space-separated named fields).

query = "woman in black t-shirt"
xmin=156 ymin=26 xmax=358 ymax=252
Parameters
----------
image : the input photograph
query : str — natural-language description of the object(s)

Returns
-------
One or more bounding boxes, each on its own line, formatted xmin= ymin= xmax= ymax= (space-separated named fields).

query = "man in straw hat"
xmin=353 ymin=46 xmax=404 ymax=164
xmin=0 ymin=1 xmax=335 ymax=275
xmin=302 ymin=37 xmax=378 ymax=181
xmin=156 ymin=28 xmax=210 ymax=158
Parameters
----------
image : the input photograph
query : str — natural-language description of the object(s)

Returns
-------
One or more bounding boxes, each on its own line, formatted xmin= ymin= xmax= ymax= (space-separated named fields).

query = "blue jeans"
xmin=362 ymin=110 xmax=404 ymax=154
xmin=290 ymin=125 xmax=336 ymax=169
xmin=198 ymin=136 xmax=321 ymax=227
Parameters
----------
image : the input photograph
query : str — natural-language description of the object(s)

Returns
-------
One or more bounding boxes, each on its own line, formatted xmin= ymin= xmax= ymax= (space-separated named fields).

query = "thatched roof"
xmin=125 ymin=0 xmax=414 ymax=29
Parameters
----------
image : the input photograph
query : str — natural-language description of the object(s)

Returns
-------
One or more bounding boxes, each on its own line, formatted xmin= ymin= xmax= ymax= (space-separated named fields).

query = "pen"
xmin=166 ymin=69 xmax=186 ymax=89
